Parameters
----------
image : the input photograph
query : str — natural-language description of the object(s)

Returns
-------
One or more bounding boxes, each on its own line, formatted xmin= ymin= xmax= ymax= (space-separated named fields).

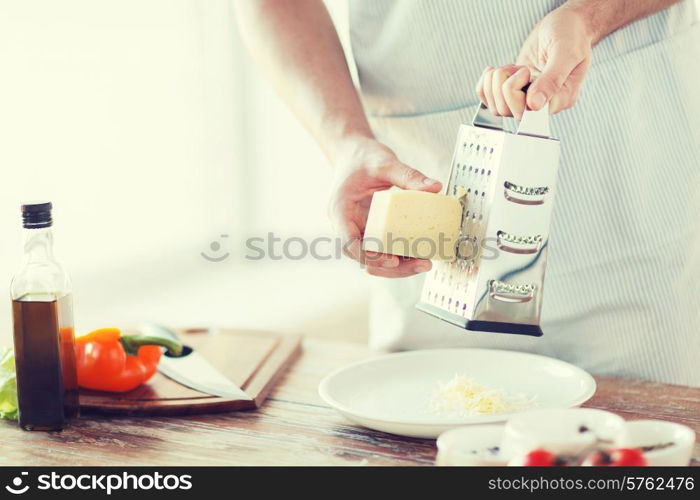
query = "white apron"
xmin=348 ymin=0 xmax=700 ymax=385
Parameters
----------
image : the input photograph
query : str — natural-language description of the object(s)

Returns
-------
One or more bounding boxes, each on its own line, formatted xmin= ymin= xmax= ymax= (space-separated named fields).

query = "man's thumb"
xmin=379 ymin=163 xmax=441 ymax=192
xmin=526 ymin=48 xmax=577 ymax=111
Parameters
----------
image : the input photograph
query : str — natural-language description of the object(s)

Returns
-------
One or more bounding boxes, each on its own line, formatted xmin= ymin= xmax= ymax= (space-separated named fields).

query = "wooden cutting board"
xmin=79 ymin=328 xmax=302 ymax=416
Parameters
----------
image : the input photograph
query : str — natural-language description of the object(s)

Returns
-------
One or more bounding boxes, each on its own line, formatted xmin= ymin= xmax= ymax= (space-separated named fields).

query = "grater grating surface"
xmin=417 ymin=104 xmax=560 ymax=336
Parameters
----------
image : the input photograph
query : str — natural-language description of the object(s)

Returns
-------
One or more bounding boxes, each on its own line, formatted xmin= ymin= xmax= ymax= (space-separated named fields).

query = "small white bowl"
xmin=436 ymin=425 xmax=509 ymax=466
xmin=619 ymin=420 xmax=695 ymax=466
xmin=502 ymin=408 xmax=626 ymax=458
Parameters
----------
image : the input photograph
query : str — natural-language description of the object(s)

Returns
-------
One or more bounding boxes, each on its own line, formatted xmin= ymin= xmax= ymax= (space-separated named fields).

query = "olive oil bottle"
xmin=11 ymin=202 xmax=79 ymax=431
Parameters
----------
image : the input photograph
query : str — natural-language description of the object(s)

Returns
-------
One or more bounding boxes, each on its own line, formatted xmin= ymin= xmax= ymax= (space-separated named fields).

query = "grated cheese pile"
xmin=428 ymin=375 xmax=535 ymax=417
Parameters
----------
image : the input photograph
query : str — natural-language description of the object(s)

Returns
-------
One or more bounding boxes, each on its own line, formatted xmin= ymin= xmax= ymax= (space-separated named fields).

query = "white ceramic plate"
xmin=319 ymin=348 xmax=596 ymax=438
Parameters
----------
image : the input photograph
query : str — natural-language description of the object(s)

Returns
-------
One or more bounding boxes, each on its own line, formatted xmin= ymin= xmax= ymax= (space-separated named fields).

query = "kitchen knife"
xmin=139 ymin=324 xmax=252 ymax=401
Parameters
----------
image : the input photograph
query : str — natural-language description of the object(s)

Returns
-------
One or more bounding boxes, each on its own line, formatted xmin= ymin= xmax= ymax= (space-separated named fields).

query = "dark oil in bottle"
xmin=57 ymin=293 xmax=79 ymax=419
xmin=12 ymin=294 xmax=78 ymax=430
xmin=60 ymin=325 xmax=80 ymax=419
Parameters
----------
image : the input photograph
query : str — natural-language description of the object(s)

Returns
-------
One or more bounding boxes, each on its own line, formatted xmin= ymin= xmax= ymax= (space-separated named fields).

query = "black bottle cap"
xmin=21 ymin=201 xmax=53 ymax=229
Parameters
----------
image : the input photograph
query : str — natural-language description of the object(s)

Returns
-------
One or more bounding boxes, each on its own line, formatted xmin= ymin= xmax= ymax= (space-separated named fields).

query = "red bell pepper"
xmin=74 ymin=327 xmax=182 ymax=393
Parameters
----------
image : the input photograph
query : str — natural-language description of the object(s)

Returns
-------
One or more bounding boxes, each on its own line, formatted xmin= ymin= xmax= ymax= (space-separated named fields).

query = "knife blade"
xmin=139 ymin=324 xmax=252 ymax=401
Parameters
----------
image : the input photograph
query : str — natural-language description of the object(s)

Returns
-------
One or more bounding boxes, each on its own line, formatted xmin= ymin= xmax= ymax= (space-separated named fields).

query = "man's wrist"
xmin=562 ymin=0 xmax=679 ymax=45
xmin=561 ymin=0 xmax=609 ymax=45
xmin=321 ymin=121 xmax=376 ymax=167
xmin=328 ymin=134 xmax=378 ymax=172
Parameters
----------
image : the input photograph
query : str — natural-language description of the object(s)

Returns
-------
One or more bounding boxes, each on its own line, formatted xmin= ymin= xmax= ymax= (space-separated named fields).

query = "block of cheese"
xmin=362 ymin=189 xmax=463 ymax=260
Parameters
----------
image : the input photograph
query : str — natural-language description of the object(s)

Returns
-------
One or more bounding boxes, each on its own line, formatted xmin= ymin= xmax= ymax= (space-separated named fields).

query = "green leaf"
xmin=0 ymin=347 xmax=19 ymax=421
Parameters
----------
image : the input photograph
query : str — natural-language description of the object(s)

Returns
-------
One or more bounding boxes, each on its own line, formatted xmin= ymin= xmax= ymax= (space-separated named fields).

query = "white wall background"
xmin=0 ymin=0 xmax=369 ymax=343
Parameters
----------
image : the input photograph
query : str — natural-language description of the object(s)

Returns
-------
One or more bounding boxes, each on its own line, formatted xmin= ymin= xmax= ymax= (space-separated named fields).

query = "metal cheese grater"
xmin=416 ymin=103 xmax=560 ymax=336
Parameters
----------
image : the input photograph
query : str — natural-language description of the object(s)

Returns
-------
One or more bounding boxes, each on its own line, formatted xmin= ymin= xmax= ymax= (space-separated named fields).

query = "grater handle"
xmin=471 ymin=82 xmax=552 ymax=139
xmin=516 ymin=104 xmax=550 ymax=138
xmin=472 ymin=104 xmax=505 ymax=131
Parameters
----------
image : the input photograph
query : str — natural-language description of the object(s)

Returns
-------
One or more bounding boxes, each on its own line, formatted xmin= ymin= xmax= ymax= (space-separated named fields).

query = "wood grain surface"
xmin=0 ymin=338 xmax=697 ymax=466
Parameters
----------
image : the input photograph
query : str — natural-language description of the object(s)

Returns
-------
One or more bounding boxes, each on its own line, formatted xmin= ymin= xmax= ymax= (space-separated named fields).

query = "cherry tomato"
xmin=522 ymin=449 xmax=557 ymax=466
xmin=584 ymin=448 xmax=647 ymax=466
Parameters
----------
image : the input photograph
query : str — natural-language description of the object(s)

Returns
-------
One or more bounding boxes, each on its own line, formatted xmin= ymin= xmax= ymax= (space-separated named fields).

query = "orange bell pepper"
xmin=74 ymin=327 xmax=182 ymax=393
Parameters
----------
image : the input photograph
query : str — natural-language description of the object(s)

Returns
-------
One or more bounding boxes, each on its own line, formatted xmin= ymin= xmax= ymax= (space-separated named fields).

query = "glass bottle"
xmin=11 ymin=202 xmax=79 ymax=431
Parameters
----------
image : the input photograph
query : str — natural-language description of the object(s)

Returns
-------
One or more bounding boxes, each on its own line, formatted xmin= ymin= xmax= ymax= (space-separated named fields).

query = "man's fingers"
xmin=375 ymin=163 xmax=442 ymax=192
xmin=346 ymin=235 xmax=431 ymax=273
xmin=526 ymin=44 xmax=581 ymax=111
xmin=475 ymin=70 xmax=488 ymax=108
xmin=341 ymin=237 xmax=363 ymax=261
xmin=502 ymin=66 xmax=530 ymax=120
xmin=480 ymin=67 xmax=497 ymax=114
xmin=343 ymin=238 xmax=399 ymax=267
xmin=365 ymin=257 xmax=432 ymax=278
xmin=491 ymin=65 xmax=519 ymax=117
xmin=363 ymin=249 xmax=400 ymax=268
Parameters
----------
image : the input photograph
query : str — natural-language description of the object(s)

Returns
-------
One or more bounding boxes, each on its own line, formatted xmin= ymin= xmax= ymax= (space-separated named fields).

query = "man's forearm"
xmin=564 ymin=0 xmax=680 ymax=44
xmin=234 ymin=0 xmax=372 ymax=163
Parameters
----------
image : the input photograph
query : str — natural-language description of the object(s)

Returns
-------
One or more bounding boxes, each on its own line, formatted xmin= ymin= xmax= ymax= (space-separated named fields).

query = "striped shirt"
xmin=349 ymin=0 xmax=700 ymax=385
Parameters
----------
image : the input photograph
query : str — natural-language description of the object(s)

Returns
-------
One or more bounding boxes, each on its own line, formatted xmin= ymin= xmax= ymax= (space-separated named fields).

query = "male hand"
xmin=476 ymin=5 xmax=593 ymax=119
xmin=329 ymin=136 xmax=442 ymax=278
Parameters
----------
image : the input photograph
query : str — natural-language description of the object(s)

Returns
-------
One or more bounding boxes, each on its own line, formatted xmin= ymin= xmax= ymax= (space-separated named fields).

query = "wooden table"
xmin=1 ymin=339 xmax=698 ymax=466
